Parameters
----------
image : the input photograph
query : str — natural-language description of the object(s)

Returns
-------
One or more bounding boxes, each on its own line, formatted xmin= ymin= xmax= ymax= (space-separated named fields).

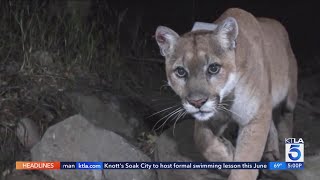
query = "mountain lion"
xmin=155 ymin=8 xmax=297 ymax=180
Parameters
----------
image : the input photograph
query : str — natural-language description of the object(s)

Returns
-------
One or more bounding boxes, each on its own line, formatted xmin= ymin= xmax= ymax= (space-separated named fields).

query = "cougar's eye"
xmin=175 ymin=67 xmax=187 ymax=78
xmin=208 ymin=63 xmax=221 ymax=75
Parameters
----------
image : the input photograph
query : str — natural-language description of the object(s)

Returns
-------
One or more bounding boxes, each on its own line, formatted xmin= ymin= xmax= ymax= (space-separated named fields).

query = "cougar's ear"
xmin=216 ymin=17 xmax=238 ymax=50
xmin=155 ymin=26 xmax=179 ymax=57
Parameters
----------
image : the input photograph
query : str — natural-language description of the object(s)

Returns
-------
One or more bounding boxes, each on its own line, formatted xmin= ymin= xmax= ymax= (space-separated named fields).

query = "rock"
xmin=16 ymin=118 xmax=41 ymax=150
xmin=5 ymin=174 xmax=44 ymax=180
xmin=31 ymin=51 xmax=53 ymax=67
xmin=259 ymin=170 xmax=298 ymax=180
xmin=292 ymin=153 xmax=320 ymax=180
xmin=155 ymin=119 xmax=225 ymax=180
xmin=31 ymin=114 xmax=156 ymax=180
xmin=294 ymin=105 xmax=320 ymax=155
xmin=4 ymin=174 xmax=51 ymax=180
xmin=3 ymin=169 xmax=52 ymax=180
xmin=67 ymin=92 xmax=141 ymax=139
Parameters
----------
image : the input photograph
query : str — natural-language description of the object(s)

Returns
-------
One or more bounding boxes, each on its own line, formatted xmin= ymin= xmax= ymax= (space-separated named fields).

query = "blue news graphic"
xmin=268 ymin=162 xmax=286 ymax=170
xmin=57 ymin=162 xmax=303 ymax=170
xmin=286 ymin=162 xmax=304 ymax=170
xmin=285 ymin=138 xmax=304 ymax=163
xmin=288 ymin=145 xmax=301 ymax=161
xmin=103 ymin=162 xmax=268 ymax=169
xmin=268 ymin=162 xmax=304 ymax=170
xmin=76 ymin=162 xmax=103 ymax=170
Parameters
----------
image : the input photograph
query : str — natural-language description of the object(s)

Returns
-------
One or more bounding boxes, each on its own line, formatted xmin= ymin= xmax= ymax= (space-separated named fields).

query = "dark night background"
xmin=109 ymin=0 xmax=319 ymax=67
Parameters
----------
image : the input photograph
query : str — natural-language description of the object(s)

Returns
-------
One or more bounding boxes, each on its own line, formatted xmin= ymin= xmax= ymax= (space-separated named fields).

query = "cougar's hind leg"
xmin=277 ymin=83 xmax=298 ymax=157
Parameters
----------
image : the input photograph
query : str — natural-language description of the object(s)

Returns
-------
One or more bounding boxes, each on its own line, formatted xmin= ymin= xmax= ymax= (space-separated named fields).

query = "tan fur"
xmin=155 ymin=8 xmax=297 ymax=180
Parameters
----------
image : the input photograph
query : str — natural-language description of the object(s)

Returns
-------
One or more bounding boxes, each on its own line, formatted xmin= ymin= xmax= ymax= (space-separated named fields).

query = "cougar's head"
xmin=155 ymin=17 xmax=239 ymax=121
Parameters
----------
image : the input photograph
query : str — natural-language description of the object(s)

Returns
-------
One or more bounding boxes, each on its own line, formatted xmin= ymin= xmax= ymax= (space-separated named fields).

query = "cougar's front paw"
xmin=202 ymin=136 xmax=234 ymax=162
xmin=220 ymin=136 xmax=235 ymax=160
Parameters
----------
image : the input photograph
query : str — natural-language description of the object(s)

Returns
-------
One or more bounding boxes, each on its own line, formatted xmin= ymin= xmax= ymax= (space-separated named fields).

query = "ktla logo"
xmin=285 ymin=138 xmax=304 ymax=162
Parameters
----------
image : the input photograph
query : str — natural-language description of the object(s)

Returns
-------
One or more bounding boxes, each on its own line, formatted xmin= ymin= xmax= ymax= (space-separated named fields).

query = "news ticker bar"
xmin=16 ymin=161 xmax=303 ymax=170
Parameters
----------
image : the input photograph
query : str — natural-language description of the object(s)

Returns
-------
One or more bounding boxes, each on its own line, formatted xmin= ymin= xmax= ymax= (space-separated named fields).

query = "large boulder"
xmin=155 ymin=119 xmax=226 ymax=180
xmin=67 ymin=92 xmax=141 ymax=139
xmin=3 ymin=170 xmax=52 ymax=180
xmin=31 ymin=114 xmax=156 ymax=180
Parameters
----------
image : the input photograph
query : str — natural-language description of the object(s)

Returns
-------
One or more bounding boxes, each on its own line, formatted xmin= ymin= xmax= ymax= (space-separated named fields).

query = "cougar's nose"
xmin=187 ymin=97 xmax=208 ymax=108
